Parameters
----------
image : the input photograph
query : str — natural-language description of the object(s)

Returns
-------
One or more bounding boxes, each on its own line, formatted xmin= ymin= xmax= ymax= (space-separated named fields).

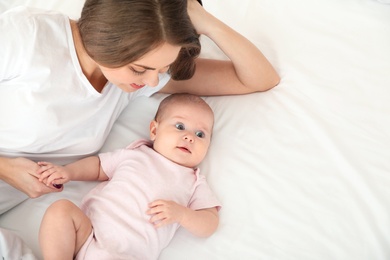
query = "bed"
xmin=1 ymin=0 xmax=390 ymax=259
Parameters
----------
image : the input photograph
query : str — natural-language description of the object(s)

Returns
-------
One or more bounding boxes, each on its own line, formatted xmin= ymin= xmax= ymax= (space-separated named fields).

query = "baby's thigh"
xmin=66 ymin=202 xmax=93 ymax=255
xmin=45 ymin=199 xmax=92 ymax=255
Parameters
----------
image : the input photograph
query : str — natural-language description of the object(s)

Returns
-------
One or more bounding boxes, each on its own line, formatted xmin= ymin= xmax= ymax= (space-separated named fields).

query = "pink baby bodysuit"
xmin=76 ymin=139 xmax=221 ymax=260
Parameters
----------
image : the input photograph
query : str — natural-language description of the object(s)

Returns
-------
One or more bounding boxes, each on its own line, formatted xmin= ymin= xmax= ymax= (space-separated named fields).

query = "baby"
xmin=38 ymin=93 xmax=220 ymax=259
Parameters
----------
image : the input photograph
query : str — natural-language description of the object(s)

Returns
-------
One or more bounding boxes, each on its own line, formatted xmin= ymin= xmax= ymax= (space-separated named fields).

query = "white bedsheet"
xmin=1 ymin=0 xmax=390 ymax=259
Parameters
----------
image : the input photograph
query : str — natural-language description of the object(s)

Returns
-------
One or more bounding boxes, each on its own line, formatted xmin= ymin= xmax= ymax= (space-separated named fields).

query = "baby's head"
xmin=150 ymin=93 xmax=214 ymax=168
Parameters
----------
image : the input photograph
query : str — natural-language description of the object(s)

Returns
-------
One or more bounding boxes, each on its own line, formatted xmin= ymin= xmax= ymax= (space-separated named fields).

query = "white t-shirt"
xmin=0 ymin=7 xmax=170 ymax=164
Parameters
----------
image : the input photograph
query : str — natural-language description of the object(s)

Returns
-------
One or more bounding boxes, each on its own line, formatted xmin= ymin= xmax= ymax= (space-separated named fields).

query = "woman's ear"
xmin=150 ymin=120 xmax=158 ymax=141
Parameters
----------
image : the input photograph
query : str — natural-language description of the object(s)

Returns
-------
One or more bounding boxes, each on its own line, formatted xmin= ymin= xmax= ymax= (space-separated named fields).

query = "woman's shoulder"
xmin=0 ymin=6 xmax=71 ymax=80
xmin=1 ymin=6 xmax=68 ymax=32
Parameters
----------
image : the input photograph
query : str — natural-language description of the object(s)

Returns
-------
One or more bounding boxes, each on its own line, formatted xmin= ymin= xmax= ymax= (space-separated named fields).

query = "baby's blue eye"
xmin=175 ymin=123 xmax=185 ymax=130
xmin=196 ymin=131 xmax=205 ymax=138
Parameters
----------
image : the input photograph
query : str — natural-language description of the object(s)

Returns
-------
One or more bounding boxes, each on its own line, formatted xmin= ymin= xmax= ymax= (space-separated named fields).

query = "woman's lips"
xmin=130 ymin=83 xmax=145 ymax=89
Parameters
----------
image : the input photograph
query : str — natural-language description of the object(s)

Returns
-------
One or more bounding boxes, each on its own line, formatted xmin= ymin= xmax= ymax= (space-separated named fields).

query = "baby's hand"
xmin=36 ymin=161 xmax=70 ymax=188
xmin=146 ymin=200 xmax=187 ymax=228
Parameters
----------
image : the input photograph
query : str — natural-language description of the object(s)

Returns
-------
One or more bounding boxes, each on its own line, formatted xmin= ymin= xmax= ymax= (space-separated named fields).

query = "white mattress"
xmin=1 ymin=0 xmax=390 ymax=259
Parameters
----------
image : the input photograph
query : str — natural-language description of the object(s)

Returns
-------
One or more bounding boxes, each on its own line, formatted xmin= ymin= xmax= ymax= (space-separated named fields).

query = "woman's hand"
xmin=163 ymin=0 xmax=280 ymax=95
xmin=187 ymin=0 xmax=210 ymax=35
xmin=0 ymin=157 xmax=63 ymax=198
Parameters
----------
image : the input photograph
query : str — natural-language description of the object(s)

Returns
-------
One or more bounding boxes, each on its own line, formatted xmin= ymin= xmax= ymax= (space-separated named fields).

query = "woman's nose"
xmin=142 ymin=71 xmax=159 ymax=87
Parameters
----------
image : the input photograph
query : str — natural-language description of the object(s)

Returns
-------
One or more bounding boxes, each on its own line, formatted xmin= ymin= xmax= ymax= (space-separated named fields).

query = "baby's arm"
xmin=147 ymin=200 xmax=219 ymax=237
xmin=37 ymin=156 xmax=108 ymax=187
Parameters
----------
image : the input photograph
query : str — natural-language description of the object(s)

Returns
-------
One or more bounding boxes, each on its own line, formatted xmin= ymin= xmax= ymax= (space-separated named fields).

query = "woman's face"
xmin=99 ymin=43 xmax=181 ymax=92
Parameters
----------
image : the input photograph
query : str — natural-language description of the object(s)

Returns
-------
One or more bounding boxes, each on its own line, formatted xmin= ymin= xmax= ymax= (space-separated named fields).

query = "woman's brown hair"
xmin=77 ymin=0 xmax=201 ymax=80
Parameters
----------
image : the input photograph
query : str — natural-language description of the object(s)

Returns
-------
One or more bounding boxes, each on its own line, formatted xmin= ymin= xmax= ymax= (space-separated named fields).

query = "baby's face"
xmin=150 ymin=103 xmax=214 ymax=168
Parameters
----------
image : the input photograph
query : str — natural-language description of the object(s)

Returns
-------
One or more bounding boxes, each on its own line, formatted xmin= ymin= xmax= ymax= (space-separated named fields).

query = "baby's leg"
xmin=39 ymin=199 xmax=92 ymax=260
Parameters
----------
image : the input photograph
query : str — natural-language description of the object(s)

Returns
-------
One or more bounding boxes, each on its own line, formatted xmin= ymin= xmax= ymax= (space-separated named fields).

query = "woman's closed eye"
xmin=130 ymin=67 xmax=146 ymax=75
xmin=130 ymin=65 xmax=169 ymax=76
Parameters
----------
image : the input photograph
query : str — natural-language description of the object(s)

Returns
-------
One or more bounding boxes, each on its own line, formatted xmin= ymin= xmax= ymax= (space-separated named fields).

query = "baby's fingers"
xmin=36 ymin=162 xmax=54 ymax=175
xmin=149 ymin=213 xmax=174 ymax=229
xmin=47 ymin=173 xmax=69 ymax=187
xmin=38 ymin=169 xmax=55 ymax=182
xmin=41 ymin=175 xmax=63 ymax=190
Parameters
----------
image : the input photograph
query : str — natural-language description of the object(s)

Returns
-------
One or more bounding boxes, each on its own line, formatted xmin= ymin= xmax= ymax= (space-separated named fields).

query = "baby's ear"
xmin=149 ymin=120 xmax=158 ymax=141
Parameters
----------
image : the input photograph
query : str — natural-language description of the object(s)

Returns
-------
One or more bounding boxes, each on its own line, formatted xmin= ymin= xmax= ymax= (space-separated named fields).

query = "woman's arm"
xmin=0 ymin=157 xmax=62 ymax=198
xmin=161 ymin=0 xmax=280 ymax=96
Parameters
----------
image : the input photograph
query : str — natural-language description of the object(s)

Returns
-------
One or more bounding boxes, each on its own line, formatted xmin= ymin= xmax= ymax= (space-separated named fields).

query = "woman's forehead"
xmin=133 ymin=43 xmax=181 ymax=69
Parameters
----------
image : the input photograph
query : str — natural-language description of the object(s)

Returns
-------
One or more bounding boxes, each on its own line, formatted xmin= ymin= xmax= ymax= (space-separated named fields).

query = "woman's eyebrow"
xmin=133 ymin=64 xmax=156 ymax=70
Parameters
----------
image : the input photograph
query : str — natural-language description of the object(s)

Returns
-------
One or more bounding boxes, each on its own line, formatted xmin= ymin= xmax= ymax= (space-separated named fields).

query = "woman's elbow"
xmin=248 ymin=73 xmax=281 ymax=92
xmin=266 ymin=73 xmax=281 ymax=91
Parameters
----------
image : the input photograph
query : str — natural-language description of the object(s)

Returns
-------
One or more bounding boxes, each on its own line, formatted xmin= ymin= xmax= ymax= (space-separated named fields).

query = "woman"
xmin=0 ymin=0 xmax=279 ymax=214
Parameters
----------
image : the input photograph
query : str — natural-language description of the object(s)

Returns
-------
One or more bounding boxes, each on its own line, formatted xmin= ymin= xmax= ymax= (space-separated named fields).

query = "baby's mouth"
xmin=177 ymin=146 xmax=191 ymax=153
